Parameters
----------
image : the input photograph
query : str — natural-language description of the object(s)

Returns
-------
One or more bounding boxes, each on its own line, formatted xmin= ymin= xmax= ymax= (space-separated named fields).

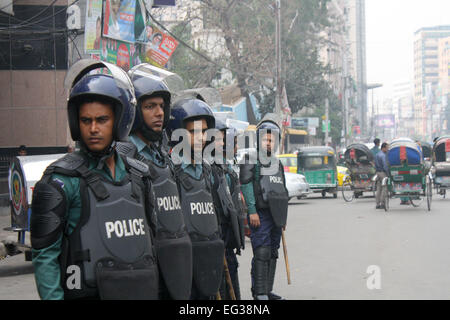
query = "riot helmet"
xmin=167 ymin=98 xmax=215 ymax=163
xmin=128 ymin=64 xmax=171 ymax=142
xmin=167 ymin=98 xmax=215 ymax=136
xmin=215 ymin=119 xmax=236 ymax=157
xmin=66 ymin=60 xmax=136 ymax=144
xmin=225 ymin=125 xmax=238 ymax=159
xmin=256 ymin=119 xmax=281 ymax=155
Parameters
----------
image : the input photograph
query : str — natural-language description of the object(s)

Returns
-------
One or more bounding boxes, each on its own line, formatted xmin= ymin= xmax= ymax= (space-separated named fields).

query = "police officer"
xmin=211 ymin=119 xmax=244 ymax=300
xmin=167 ymin=98 xmax=224 ymax=300
xmin=116 ymin=64 xmax=192 ymax=300
xmin=240 ymin=118 xmax=289 ymax=300
xmin=30 ymin=60 xmax=158 ymax=300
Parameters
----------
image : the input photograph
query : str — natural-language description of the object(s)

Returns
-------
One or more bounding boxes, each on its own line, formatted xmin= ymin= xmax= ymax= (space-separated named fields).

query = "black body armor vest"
xmin=116 ymin=141 xmax=193 ymax=300
xmin=175 ymin=162 xmax=224 ymax=297
xmin=41 ymin=152 xmax=158 ymax=300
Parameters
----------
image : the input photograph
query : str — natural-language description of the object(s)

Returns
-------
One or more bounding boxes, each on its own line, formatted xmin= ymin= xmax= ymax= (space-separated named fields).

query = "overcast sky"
xmin=365 ymin=0 xmax=450 ymax=98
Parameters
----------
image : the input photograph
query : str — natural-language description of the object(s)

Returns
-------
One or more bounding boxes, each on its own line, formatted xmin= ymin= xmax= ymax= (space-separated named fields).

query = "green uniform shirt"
xmin=32 ymin=151 xmax=127 ymax=300
xmin=129 ymin=134 xmax=165 ymax=166
xmin=240 ymin=154 xmax=278 ymax=216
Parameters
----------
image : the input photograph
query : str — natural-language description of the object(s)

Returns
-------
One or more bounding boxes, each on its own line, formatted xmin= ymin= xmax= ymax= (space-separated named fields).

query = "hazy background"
xmin=366 ymin=0 xmax=450 ymax=99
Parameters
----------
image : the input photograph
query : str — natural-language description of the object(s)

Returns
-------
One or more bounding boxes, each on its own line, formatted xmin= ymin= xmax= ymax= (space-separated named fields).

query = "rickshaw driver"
xmin=375 ymin=142 xmax=389 ymax=209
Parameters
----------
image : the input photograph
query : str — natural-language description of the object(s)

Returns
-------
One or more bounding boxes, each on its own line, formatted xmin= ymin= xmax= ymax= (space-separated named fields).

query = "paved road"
xmin=1 ymin=190 xmax=450 ymax=300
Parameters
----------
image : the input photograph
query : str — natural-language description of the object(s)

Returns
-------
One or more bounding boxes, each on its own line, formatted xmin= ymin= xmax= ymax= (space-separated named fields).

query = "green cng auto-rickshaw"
xmin=297 ymin=146 xmax=338 ymax=198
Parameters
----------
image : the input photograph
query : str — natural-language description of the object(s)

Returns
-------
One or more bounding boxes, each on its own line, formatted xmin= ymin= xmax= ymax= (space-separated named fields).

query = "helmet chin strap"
xmin=140 ymin=123 xmax=162 ymax=142
xmin=80 ymin=140 xmax=116 ymax=168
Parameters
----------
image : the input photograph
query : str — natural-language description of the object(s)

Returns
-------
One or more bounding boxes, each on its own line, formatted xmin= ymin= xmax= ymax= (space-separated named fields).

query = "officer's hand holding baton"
xmin=249 ymin=213 xmax=260 ymax=228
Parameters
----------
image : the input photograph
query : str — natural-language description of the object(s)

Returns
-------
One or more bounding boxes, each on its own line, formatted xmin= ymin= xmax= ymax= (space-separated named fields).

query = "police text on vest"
xmin=269 ymin=176 xmax=283 ymax=184
xmin=157 ymin=195 xmax=181 ymax=212
xmin=105 ymin=219 xmax=146 ymax=239
xmin=190 ymin=202 xmax=214 ymax=215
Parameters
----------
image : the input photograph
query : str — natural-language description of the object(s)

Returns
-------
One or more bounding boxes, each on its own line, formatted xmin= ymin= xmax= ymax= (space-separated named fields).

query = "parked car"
xmin=285 ymin=172 xmax=311 ymax=200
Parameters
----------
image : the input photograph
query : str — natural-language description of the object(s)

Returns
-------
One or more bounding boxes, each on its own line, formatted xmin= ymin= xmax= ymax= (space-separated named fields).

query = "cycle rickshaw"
xmin=432 ymin=135 xmax=450 ymax=198
xmin=341 ymin=143 xmax=376 ymax=202
xmin=381 ymin=138 xmax=432 ymax=212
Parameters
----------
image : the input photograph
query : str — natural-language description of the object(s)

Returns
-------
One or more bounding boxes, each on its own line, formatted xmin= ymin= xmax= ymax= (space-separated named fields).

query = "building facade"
xmin=413 ymin=26 xmax=450 ymax=139
xmin=0 ymin=0 xmax=71 ymax=148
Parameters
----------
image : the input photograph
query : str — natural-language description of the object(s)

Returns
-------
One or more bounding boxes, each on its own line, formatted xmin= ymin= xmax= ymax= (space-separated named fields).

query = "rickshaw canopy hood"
xmin=388 ymin=138 xmax=422 ymax=166
xmin=344 ymin=143 xmax=374 ymax=162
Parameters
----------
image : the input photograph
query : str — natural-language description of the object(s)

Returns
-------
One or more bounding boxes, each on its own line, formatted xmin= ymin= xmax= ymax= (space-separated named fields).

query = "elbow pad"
xmin=30 ymin=180 xmax=67 ymax=250
xmin=239 ymin=164 xmax=255 ymax=184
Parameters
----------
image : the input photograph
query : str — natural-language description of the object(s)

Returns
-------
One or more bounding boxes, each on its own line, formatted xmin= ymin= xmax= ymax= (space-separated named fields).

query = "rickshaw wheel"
xmin=342 ymin=179 xmax=354 ymax=202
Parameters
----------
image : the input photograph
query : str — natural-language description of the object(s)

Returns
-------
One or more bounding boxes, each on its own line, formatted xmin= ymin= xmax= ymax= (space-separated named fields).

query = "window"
xmin=0 ymin=4 xmax=68 ymax=70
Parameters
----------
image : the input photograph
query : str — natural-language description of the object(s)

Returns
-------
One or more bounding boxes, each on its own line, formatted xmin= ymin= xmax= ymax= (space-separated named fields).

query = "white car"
xmin=284 ymin=172 xmax=311 ymax=200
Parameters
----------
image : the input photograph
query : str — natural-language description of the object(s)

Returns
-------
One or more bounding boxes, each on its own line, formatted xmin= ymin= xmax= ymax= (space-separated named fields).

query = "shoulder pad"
xmin=125 ymin=157 xmax=150 ymax=176
xmin=239 ymin=163 xmax=255 ymax=184
xmin=49 ymin=152 xmax=85 ymax=171
xmin=31 ymin=180 xmax=67 ymax=250
xmin=116 ymin=141 xmax=138 ymax=158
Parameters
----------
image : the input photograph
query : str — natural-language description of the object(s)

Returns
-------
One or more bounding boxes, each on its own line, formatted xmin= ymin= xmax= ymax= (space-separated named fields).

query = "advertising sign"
xmin=85 ymin=0 xmax=103 ymax=53
xmin=98 ymin=0 xmax=178 ymax=69
xmin=374 ymin=114 xmax=395 ymax=128
xmin=99 ymin=37 xmax=146 ymax=71
xmin=103 ymin=0 xmax=138 ymax=43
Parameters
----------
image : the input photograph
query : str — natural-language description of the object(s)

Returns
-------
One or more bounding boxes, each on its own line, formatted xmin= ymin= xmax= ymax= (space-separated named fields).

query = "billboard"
xmin=98 ymin=37 xmax=145 ymax=71
xmin=85 ymin=0 xmax=103 ymax=54
xmin=102 ymin=0 xmax=138 ymax=43
xmin=374 ymin=114 xmax=395 ymax=128
xmin=93 ymin=0 xmax=178 ymax=69
xmin=291 ymin=117 xmax=319 ymax=128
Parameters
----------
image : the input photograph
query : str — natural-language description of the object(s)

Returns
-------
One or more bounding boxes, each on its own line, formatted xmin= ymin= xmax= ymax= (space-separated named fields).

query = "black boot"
xmin=252 ymin=246 xmax=271 ymax=300
xmin=267 ymin=258 xmax=285 ymax=300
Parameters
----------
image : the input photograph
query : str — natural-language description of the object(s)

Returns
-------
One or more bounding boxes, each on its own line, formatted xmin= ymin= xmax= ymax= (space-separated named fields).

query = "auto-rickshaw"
xmin=297 ymin=146 xmax=338 ymax=198
xmin=277 ymin=153 xmax=298 ymax=173
xmin=432 ymin=135 xmax=450 ymax=197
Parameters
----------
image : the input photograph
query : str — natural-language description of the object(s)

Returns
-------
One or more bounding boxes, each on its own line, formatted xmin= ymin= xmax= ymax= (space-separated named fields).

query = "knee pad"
xmin=31 ymin=180 xmax=67 ymax=250
xmin=254 ymin=246 xmax=271 ymax=261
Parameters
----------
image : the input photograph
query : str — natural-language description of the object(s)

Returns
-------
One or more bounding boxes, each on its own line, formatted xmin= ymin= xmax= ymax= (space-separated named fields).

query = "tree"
xmin=156 ymin=0 xmax=342 ymax=129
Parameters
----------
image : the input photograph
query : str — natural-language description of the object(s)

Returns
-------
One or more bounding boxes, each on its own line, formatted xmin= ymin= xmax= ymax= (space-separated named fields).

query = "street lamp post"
xmin=366 ymin=83 xmax=383 ymax=139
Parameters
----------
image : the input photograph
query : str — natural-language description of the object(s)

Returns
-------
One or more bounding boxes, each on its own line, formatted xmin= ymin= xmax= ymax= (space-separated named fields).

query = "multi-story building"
xmin=413 ymin=26 xmax=450 ymax=139
xmin=393 ymin=81 xmax=414 ymax=137
xmin=438 ymin=37 xmax=450 ymax=96
xmin=0 ymin=0 xmax=71 ymax=148
xmin=346 ymin=0 xmax=367 ymax=136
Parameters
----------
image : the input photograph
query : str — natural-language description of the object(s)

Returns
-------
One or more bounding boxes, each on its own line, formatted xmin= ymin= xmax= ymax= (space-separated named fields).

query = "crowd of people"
xmin=29 ymin=60 xmax=290 ymax=300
